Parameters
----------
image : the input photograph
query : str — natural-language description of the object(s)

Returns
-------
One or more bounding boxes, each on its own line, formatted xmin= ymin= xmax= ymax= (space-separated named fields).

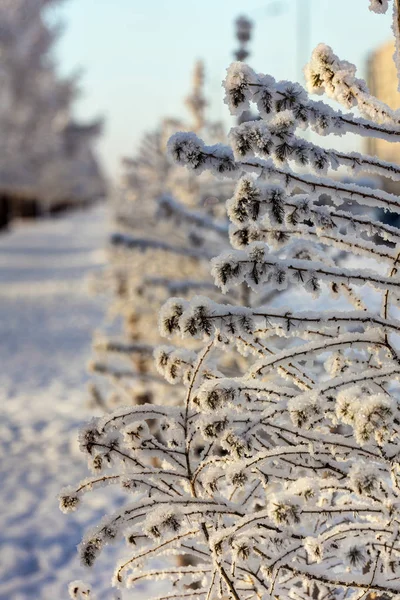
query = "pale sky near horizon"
xmin=54 ymin=0 xmax=394 ymax=180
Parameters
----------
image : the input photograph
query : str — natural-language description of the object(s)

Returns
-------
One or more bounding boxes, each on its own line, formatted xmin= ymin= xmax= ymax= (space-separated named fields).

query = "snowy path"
xmin=0 ymin=206 xmax=121 ymax=600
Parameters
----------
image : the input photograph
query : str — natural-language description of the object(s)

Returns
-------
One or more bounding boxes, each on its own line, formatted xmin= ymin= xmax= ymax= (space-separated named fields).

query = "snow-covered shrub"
xmin=65 ymin=4 xmax=400 ymax=599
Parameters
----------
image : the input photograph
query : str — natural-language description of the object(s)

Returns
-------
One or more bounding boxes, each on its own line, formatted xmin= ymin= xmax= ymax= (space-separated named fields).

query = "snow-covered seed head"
xmin=213 ymin=539 xmax=224 ymax=557
xmin=155 ymin=346 xmax=173 ymax=374
xmin=59 ymin=492 xmax=80 ymax=513
xmin=144 ymin=509 xmax=182 ymax=540
xmin=233 ymin=541 xmax=251 ymax=561
xmin=68 ymin=581 xmax=93 ymax=599
xmin=369 ymin=0 xmax=389 ymax=14
xmin=229 ymin=469 xmax=248 ymax=487
xmin=213 ymin=257 xmax=242 ymax=290
xmin=267 ymin=187 xmax=286 ymax=224
xmin=269 ymin=111 xmax=296 ymax=142
xmin=167 ymin=132 xmax=206 ymax=170
xmin=202 ymin=418 xmax=228 ymax=440
xmin=275 ymin=82 xmax=308 ymax=114
xmin=80 ymin=537 xmax=103 ymax=567
xmin=269 ymin=497 xmax=301 ymax=526
xmin=346 ymin=545 xmax=367 ymax=568
xmin=229 ymin=125 xmax=255 ymax=159
xmin=336 ymin=388 xmax=358 ymax=424
xmin=289 ymin=395 xmax=321 ymax=429
xmin=79 ymin=424 xmax=100 ymax=455
xmin=155 ymin=345 xmax=196 ymax=384
xmin=229 ymin=121 xmax=273 ymax=160
xmin=124 ymin=423 xmax=146 ymax=446
xmin=182 ymin=303 xmax=212 ymax=337
xmin=360 ymin=396 xmax=393 ymax=439
xmin=223 ymin=62 xmax=258 ymax=114
xmin=159 ymin=298 xmax=186 ymax=336
xmin=103 ymin=525 xmax=118 ymax=540
xmin=304 ymin=537 xmax=323 ymax=563
xmin=199 ymin=386 xmax=231 ymax=411
xmin=304 ymin=44 xmax=335 ymax=94
xmin=230 ymin=224 xmax=252 ymax=248
xmin=227 ymin=177 xmax=262 ymax=224
xmin=221 ymin=431 xmax=250 ymax=459
xmin=349 ymin=463 xmax=379 ymax=496
xmin=91 ymin=455 xmax=103 ymax=472
xmin=337 ymin=389 xmax=394 ymax=445
xmin=304 ymin=43 xmax=367 ymax=111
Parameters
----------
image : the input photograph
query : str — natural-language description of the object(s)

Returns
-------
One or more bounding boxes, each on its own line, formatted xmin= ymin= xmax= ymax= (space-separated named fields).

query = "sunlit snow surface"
xmin=0 ymin=206 xmax=125 ymax=599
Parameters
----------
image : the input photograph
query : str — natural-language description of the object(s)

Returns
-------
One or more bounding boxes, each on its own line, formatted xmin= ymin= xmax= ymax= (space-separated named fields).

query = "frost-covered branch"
xmin=168 ymin=132 xmax=400 ymax=214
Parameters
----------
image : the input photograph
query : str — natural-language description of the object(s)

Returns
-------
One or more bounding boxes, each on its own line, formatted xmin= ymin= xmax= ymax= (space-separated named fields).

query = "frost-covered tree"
xmin=185 ymin=60 xmax=207 ymax=133
xmin=0 ymin=0 xmax=105 ymax=217
xmin=89 ymin=62 xmax=234 ymax=411
xmin=63 ymin=3 xmax=400 ymax=599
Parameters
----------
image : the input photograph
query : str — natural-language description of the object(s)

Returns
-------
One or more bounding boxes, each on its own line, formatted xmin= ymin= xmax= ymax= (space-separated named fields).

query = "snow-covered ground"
xmin=0 ymin=206 xmax=122 ymax=600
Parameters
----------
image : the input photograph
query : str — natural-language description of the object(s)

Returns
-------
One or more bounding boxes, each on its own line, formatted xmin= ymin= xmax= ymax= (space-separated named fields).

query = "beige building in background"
xmin=367 ymin=41 xmax=400 ymax=185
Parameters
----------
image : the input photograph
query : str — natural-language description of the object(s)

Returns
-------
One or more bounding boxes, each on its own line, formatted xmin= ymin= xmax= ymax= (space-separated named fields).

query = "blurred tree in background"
xmin=88 ymin=60 xmax=236 ymax=412
xmin=0 ymin=0 xmax=106 ymax=229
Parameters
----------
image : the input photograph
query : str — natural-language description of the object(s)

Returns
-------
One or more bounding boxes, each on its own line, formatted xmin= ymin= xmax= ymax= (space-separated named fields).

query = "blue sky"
xmin=54 ymin=0 xmax=393 ymax=178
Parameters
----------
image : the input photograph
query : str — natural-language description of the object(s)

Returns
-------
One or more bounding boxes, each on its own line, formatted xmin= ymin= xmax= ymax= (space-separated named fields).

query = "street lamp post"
xmin=234 ymin=15 xmax=253 ymax=62
xmin=296 ymin=0 xmax=311 ymax=81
